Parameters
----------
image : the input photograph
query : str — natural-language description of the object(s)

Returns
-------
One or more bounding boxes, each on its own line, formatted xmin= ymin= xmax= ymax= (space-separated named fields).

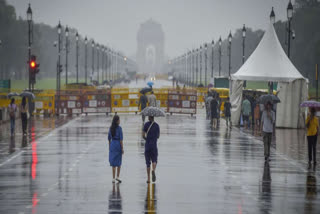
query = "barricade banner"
xmin=197 ymin=87 xmax=208 ymax=107
xmin=167 ymin=89 xmax=197 ymax=116
xmin=153 ymin=88 xmax=168 ymax=112
xmin=82 ymin=89 xmax=111 ymax=114
xmin=33 ymin=91 xmax=55 ymax=116
xmin=55 ymin=90 xmax=82 ymax=115
xmin=111 ymin=88 xmax=130 ymax=113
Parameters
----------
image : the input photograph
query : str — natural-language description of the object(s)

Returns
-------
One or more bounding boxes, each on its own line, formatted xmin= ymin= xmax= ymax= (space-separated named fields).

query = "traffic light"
xmin=29 ymin=55 xmax=40 ymax=84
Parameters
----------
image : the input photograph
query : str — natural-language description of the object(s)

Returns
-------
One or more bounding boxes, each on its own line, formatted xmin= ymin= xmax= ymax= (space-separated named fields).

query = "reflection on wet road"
xmin=0 ymin=112 xmax=319 ymax=213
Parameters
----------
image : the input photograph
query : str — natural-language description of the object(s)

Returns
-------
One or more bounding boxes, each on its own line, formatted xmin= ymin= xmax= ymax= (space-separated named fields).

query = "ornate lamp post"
xmin=204 ymin=43 xmax=208 ymax=87
xmin=27 ymin=4 xmax=33 ymax=91
xmin=218 ymin=37 xmax=222 ymax=77
xmin=84 ymin=37 xmax=88 ymax=84
xmin=242 ymin=25 xmax=247 ymax=87
xmin=96 ymin=44 xmax=100 ymax=85
xmin=192 ymin=49 xmax=195 ymax=87
xmin=287 ymin=0 xmax=293 ymax=58
xmin=228 ymin=31 xmax=232 ymax=78
xmin=211 ymin=40 xmax=214 ymax=81
xmin=65 ymin=26 xmax=69 ymax=85
xmin=199 ymin=45 xmax=202 ymax=86
xmin=75 ymin=32 xmax=79 ymax=83
xmin=91 ymin=40 xmax=95 ymax=83
xmin=56 ymin=21 xmax=62 ymax=116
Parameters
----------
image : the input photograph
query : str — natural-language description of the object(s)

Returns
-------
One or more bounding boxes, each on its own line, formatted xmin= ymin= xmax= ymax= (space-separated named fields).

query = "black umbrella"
xmin=7 ymin=92 xmax=20 ymax=98
xmin=20 ymin=91 xmax=35 ymax=99
xmin=140 ymin=87 xmax=152 ymax=94
xmin=257 ymin=94 xmax=280 ymax=104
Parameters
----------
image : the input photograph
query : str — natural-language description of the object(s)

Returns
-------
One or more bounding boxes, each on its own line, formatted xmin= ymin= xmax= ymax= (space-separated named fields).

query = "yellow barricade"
xmin=197 ymin=87 xmax=208 ymax=106
xmin=111 ymin=88 xmax=138 ymax=113
xmin=153 ymin=88 xmax=168 ymax=112
xmin=32 ymin=90 xmax=55 ymax=116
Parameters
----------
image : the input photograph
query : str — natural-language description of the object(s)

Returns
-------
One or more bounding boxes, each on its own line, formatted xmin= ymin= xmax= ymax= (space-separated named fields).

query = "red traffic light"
xmin=30 ymin=61 xmax=36 ymax=68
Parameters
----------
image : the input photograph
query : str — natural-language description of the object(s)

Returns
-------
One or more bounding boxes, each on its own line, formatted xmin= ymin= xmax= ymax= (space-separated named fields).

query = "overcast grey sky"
xmin=7 ymin=0 xmax=293 ymax=58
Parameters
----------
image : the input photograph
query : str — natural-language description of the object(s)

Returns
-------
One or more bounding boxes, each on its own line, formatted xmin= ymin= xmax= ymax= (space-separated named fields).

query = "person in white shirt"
xmin=260 ymin=101 xmax=275 ymax=161
xmin=148 ymin=91 xmax=157 ymax=107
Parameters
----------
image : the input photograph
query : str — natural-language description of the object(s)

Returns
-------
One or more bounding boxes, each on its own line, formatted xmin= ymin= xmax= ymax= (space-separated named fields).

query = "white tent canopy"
xmin=231 ymin=23 xmax=305 ymax=82
xmin=230 ymin=23 xmax=308 ymax=129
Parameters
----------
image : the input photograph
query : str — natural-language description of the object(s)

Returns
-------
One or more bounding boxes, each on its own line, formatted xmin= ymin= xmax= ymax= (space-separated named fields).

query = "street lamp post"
xmin=269 ymin=7 xmax=276 ymax=93
xmin=102 ymin=46 xmax=105 ymax=83
xmin=287 ymin=0 xmax=293 ymax=58
xmin=75 ymin=32 xmax=79 ymax=84
xmin=200 ymin=46 xmax=202 ymax=86
xmin=84 ymin=37 xmax=88 ymax=84
xmin=204 ymin=43 xmax=208 ymax=87
xmin=242 ymin=25 xmax=247 ymax=87
xmin=228 ymin=31 xmax=232 ymax=78
xmin=211 ymin=40 xmax=214 ymax=81
xmin=97 ymin=44 xmax=100 ymax=85
xmin=192 ymin=49 xmax=195 ymax=87
xmin=27 ymin=4 xmax=32 ymax=91
xmin=65 ymin=26 xmax=69 ymax=85
xmin=218 ymin=37 xmax=222 ymax=77
xmin=91 ymin=40 xmax=95 ymax=83
xmin=196 ymin=48 xmax=199 ymax=86
xmin=56 ymin=21 xmax=62 ymax=116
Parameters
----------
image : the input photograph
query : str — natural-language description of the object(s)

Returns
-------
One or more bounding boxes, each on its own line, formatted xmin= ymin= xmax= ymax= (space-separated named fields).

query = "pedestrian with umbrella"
xmin=141 ymin=107 xmax=164 ymax=183
xmin=138 ymin=91 xmax=149 ymax=124
xmin=8 ymin=98 xmax=17 ymax=136
xmin=20 ymin=96 xmax=28 ymax=135
xmin=301 ymin=101 xmax=320 ymax=167
xmin=260 ymin=101 xmax=276 ymax=162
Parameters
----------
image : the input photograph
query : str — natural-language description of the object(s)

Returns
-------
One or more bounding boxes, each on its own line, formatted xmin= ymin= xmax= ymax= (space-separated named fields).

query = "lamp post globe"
xmin=27 ymin=4 xmax=32 ymax=22
xmin=228 ymin=31 xmax=232 ymax=43
xmin=219 ymin=37 xmax=222 ymax=46
xmin=270 ymin=7 xmax=276 ymax=24
xmin=76 ymin=32 xmax=79 ymax=41
xmin=287 ymin=0 xmax=293 ymax=20
xmin=57 ymin=21 xmax=62 ymax=35
xmin=242 ymin=24 xmax=246 ymax=38
xmin=65 ymin=26 xmax=69 ymax=37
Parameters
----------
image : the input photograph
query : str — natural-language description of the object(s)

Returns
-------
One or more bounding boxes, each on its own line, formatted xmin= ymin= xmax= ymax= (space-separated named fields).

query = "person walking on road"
xmin=224 ymin=97 xmax=232 ymax=128
xmin=8 ymin=98 xmax=17 ymax=136
xmin=306 ymin=107 xmax=318 ymax=167
xmin=143 ymin=116 xmax=160 ymax=183
xmin=148 ymin=91 xmax=157 ymax=107
xmin=108 ymin=115 xmax=124 ymax=183
xmin=20 ymin=97 xmax=28 ymax=136
xmin=242 ymin=96 xmax=251 ymax=129
xmin=210 ymin=97 xmax=219 ymax=129
xmin=260 ymin=101 xmax=275 ymax=162
xmin=138 ymin=92 xmax=148 ymax=123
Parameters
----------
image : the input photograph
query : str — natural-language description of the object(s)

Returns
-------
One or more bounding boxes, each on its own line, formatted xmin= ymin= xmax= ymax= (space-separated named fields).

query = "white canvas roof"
xmin=231 ymin=23 xmax=305 ymax=82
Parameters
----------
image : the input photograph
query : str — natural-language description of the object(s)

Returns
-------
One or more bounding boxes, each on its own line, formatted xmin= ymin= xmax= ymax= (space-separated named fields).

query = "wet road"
xmin=0 ymin=111 xmax=319 ymax=214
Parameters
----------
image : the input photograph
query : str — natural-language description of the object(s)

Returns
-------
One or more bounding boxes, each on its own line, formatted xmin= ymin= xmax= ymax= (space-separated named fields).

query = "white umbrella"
xmin=140 ymin=107 xmax=165 ymax=117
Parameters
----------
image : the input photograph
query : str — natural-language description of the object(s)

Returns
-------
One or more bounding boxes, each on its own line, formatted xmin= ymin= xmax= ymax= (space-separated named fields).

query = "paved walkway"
xmin=0 ymin=111 xmax=319 ymax=213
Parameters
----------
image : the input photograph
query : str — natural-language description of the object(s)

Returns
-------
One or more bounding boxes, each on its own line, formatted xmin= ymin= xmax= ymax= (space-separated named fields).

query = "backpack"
xmin=9 ymin=104 xmax=15 ymax=118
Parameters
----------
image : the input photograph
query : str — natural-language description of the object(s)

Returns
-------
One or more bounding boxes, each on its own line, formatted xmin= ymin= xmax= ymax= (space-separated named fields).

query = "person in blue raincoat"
xmin=143 ymin=116 xmax=160 ymax=183
xmin=108 ymin=115 xmax=124 ymax=183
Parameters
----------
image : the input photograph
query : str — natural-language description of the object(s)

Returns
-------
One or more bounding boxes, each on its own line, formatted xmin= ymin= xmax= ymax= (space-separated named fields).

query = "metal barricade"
xmin=55 ymin=90 xmax=82 ymax=115
xmin=82 ymin=89 xmax=111 ymax=115
xmin=167 ymin=89 xmax=197 ymax=116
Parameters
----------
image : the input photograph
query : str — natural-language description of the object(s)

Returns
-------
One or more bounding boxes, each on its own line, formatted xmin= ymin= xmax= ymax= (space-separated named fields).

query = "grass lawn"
xmin=12 ymin=78 xmax=86 ymax=90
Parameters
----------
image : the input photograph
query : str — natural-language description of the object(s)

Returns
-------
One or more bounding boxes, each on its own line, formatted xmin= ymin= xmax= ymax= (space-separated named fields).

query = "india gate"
xmin=136 ymin=19 xmax=165 ymax=75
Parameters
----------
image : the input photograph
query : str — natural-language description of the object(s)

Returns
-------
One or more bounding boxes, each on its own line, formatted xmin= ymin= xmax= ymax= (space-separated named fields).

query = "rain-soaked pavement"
xmin=0 ymin=110 xmax=319 ymax=214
